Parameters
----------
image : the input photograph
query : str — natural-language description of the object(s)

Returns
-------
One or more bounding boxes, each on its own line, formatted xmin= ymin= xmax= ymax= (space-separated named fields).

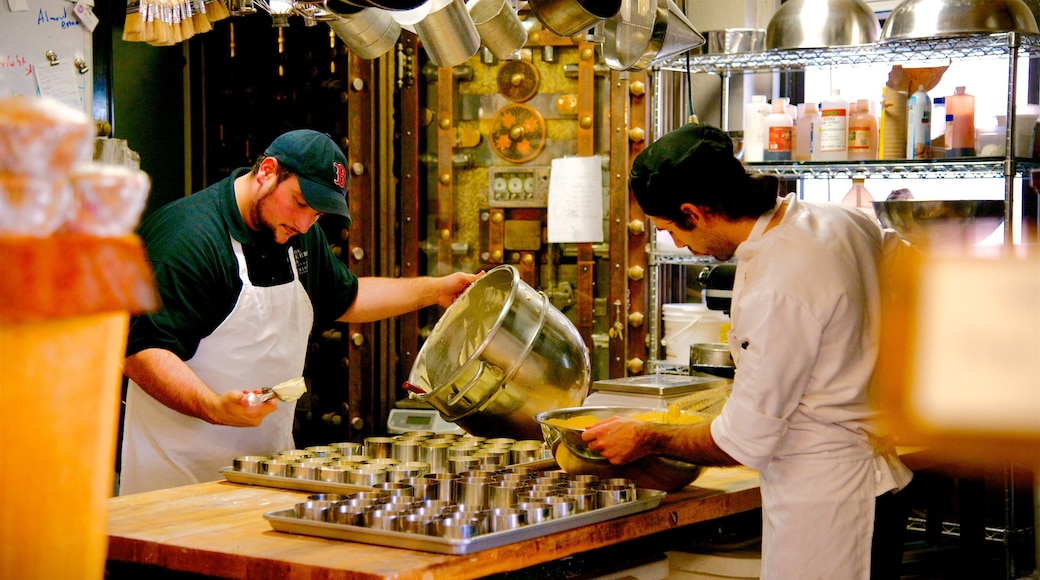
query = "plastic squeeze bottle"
xmin=849 ymin=98 xmax=878 ymax=161
xmin=814 ymin=89 xmax=848 ymax=161
xmin=794 ymin=102 xmax=816 ymax=161
xmin=765 ymin=98 xmax=794 ymax=161
xmin=906 ymin=85 xmax=932 ymax=159
xmin=945 ymin=86 xmax=976 ymax=157
xmin=744 ymin=95 xmax=771 ymax=162
xmin=842 ymin=177 xmax=875 ymax=216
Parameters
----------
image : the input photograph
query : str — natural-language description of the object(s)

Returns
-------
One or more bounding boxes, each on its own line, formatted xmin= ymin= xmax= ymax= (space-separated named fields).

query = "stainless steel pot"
xmin=527 ymin=0 xmax=622 ymax=37
xmin=689 ymin=343 xmax=735 ymax=379
xmin=327 ymin=8 xmax=402 ymax=59
xmin=405 ymin=265 xmax=590 ymax=440
xmin=414 ymin=0 xmax=481 ymax=67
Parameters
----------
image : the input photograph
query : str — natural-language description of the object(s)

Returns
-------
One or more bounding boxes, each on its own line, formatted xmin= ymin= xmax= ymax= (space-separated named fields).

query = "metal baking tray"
xmin=220 ymin=458 xmax=558 ymax=495
xmin=220 ymin=468 xmax=372 ymax=495
xmin=263 ymin=489 xmax=666 ymax=555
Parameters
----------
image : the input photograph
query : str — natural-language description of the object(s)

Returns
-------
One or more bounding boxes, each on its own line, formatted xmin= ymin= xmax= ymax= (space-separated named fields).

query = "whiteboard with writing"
xmin=0 ymin=0 xmax=93 ymax=116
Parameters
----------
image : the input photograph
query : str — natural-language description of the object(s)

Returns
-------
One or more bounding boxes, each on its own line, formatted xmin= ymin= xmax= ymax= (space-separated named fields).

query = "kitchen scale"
xmin=387 ymin=398 xmax=465 ymax=435
xmin=583 ymin=373 xmax=729 ymax=409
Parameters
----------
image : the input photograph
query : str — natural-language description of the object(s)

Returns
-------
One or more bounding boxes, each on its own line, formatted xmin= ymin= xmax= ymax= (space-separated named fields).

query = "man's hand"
xmin=581 ymin=416 xmax=656 ymax=465
xmin=207 ymin=390 xmax=278 ymax=427
xmin=432 ymin=270 xmax=484 ymax=308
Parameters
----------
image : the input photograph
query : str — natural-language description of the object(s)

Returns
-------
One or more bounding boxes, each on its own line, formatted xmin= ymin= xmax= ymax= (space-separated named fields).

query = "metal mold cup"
xmin=294 ymin=500 xmax=332 ymax=521
xmin=325 ymin=503 xmax=367 ymax=525
xmin=541 ymin=496 xmax=576 ymax=519
xmin=513 ymin=501 xmax=553 ymax=524
xmin=364 ymin=437 xmax=396 ymax=459
xmin=490 ymin=507 xmax=527 ymax=532
xmin=407 ymin=265 xmax=590 ymax=441
xmin=422 ymin=473 xmax=459 ymax=502
xmin=232 ymin=455 xmax=267 ymax=473
xmin=596 ymin=483 xmax=635 ymax=507
xmin=260 ymin=458 xmax=293 ymax=477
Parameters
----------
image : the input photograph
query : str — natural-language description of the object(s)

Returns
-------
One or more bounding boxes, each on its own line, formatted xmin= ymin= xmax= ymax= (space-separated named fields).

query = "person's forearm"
xmin=124 ymin=348 xmax=221 ymax=423
xmin=648 ymin=422 xmax=742 ymax=467
xmin=340 ymin=277 xmax=430 ymax=323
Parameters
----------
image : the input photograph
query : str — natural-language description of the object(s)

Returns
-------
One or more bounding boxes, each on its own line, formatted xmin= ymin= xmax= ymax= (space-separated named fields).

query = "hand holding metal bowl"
xmin=534 ymin=406 xmax=707 ymax=491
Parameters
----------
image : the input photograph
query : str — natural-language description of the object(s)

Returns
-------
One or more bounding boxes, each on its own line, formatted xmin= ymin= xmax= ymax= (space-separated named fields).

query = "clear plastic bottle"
xmin=765 ymin=98 xmax=794 ymax=161
xmin=841 ymin=177 xmax=875 ymax=216
xmin=906 ymin=85 xmax=932 ymax=159
xmin=945 ymin=86 xmax=976 ymax=157
xmin=814 ymin=89 xmax=848 ymax=161
xmin=743 ymin=95 xmax=771 ymax=162
xmin=794 ymin=102 xmax=816 ymax=161
xmin=848 ymin=98 xmax=878 ymax=160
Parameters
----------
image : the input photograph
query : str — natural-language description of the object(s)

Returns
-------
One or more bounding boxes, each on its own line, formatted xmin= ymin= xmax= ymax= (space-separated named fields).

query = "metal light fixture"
xmin=256 ymin=0 xmax=296 ymax=26
xmin=765 ymin=0 xmax=880 ymax=49
xmin=880 ymin=0 xmax=1038 ymax=41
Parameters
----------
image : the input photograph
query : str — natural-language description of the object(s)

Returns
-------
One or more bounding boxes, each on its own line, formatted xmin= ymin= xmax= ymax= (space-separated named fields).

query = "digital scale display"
xmin=386 ymin=408 xmax=464 ymax=435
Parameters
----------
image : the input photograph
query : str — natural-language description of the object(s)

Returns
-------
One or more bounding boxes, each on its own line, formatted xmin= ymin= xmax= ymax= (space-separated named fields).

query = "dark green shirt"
xmin=127 ymin=168 xmax=358 ymax=360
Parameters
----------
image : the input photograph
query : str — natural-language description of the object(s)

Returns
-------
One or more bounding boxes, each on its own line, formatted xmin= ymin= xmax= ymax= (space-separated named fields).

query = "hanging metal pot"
xmin=327 ymin=8 xmax=401 ymax=59
xmin=414 ymin=0 xmax=481 ymax=67
xmin=527 ymin=0 xmax=621 ymax=37
xmin=603 ymin=0 xmax=705 ymax=72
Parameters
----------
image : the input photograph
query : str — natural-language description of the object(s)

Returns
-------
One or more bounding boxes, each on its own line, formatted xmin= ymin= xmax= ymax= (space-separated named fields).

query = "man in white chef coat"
xmin=120 ymin=129 xmax=479 ymax=495
xmin=582 ymin=123 xmax=913 ymax=579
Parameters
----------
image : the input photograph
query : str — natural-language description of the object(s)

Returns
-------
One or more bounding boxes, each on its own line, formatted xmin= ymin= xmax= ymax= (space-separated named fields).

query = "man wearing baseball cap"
xmin=120 ymin=129 xmax=480 ymax=495
xmin=582 ymin=124 xmax=913 ymax=579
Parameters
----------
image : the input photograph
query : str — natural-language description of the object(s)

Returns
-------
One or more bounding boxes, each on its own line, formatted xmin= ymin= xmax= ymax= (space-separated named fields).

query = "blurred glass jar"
xmin=0 ymin=173 xmax=73 ymax=236
xmin=65 ymin=164 xmax=151 ymax=237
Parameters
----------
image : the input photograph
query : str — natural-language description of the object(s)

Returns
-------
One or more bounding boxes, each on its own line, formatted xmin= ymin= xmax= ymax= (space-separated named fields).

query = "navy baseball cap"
xmin=264 ymin=129 xmax=350 ymax=222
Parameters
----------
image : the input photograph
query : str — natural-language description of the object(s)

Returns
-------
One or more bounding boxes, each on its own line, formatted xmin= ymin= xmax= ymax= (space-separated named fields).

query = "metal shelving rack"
xmin=644 ymin=31 xmax=1040 ymax=375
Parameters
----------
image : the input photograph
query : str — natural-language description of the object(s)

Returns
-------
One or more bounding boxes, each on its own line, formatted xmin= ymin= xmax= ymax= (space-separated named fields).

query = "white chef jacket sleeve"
xmin=710 ymin=290 xmax=825 ymax=471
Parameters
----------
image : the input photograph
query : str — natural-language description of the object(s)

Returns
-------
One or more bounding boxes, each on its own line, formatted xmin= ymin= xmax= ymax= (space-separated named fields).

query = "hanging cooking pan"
xmin=603 ymin=0 xmax=705 ymax=72
xmin=527 ymin=0 xmax=622 ymax=37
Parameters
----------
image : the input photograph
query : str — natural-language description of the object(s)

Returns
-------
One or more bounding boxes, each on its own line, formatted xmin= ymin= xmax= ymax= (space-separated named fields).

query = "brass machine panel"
xmin=487 ymin=166 xmax=550 ymax=207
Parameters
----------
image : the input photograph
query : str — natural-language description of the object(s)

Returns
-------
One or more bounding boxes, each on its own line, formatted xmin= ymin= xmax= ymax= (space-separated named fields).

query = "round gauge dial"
xmin=488 ymin=103 xmax=547 ymax=164
xmin=496 ymin=60 xmax=540 ymax=103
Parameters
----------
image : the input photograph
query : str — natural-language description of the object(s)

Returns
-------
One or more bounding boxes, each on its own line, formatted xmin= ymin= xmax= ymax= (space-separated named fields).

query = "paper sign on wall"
xmin=547 ymin=155 xmax=603 ymax=243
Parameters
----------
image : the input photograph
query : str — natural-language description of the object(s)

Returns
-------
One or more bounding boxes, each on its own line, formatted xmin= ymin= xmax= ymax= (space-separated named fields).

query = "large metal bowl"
xmin=534 ymin=406 xmax=708 ymax=491
xmin=766 ymin=0 xmax=881 ymax=49
xmin=873 ymin=200 xmax=1005 ymax=246
xmin=881 ymin=0 xmax=1038 ymax=41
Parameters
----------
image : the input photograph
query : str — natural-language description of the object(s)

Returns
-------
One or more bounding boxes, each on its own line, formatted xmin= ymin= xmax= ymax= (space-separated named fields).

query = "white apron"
xmin=120 ymin=238 xmax=313 ymax=495
xmin=729 ymin=198 xmax=911 ymax=579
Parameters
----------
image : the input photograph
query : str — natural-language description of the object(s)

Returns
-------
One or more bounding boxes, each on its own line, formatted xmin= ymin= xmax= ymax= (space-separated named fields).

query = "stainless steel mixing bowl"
xmin=534 ymin=406 xmax=707 ymax=491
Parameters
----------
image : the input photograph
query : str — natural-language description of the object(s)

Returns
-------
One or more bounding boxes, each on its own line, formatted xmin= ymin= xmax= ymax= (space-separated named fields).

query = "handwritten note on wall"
xmin=1 ymin=0 xmax=89 ymax=113
xmin=547 ymin=155 xmax=604 ymax=243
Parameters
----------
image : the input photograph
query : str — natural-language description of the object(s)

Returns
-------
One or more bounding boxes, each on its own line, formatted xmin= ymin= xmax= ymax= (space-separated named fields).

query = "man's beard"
xmin=250 ymin=184 xmax=281 ymax=246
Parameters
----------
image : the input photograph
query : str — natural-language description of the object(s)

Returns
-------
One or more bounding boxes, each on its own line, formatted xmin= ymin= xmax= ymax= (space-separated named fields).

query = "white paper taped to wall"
xmin=546 ymin=155 xmax=604 ymax=243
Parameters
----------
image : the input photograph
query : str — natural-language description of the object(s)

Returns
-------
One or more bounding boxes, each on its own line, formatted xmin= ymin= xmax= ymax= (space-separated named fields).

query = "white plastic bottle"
xmin=765 ymin=98 xmax=794 ymax=161
xmin=794 ymin=102 xmax=817 ymax=161
xmin=814 ymin=89 xmax=848 ymax=161
xmin=743 ymin=95 xmax=771 ymax=162
xmin=906 ymin=85 xmax=932 ymax=159
xmin=848 ymin=98 xmax=878 ymax=161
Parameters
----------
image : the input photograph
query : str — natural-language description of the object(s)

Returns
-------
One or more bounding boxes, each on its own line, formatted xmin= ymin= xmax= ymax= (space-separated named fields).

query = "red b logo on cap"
xmin=333 ymin=162 xmax=347 ymax=189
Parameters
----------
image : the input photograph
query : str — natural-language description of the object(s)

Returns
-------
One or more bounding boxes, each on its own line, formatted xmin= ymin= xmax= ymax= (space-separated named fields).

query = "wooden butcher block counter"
xmin=106 ymin=467 xmax=763 ymax=579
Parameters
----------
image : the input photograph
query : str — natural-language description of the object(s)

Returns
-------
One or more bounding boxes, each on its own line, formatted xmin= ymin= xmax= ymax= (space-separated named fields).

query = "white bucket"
xmin=662 ymin=303 xmax=729 ymax=364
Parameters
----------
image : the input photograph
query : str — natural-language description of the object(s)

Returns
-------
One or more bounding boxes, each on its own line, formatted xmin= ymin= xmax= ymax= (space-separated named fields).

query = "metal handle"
xmin=446 ymin=360 xmax=489 ymax=407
